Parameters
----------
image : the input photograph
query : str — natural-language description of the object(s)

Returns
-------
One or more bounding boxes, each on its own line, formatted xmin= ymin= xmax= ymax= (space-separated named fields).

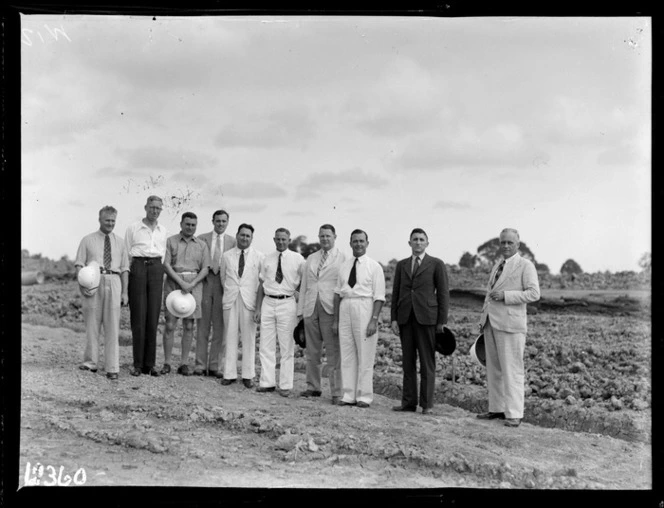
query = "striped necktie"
xmin=212 ymin=234 xmax=221 ymax=275
xmin=317 ymin=249 xmax=328 ymax=277
xmin=103 ymin=234 xmax=112 ymax=270
xmin=491 ymin=260 xmax=505 ymax=288
xmin=412 ymin=256 xmax=420 ymax=276
xmin=275 ymin=253 xmax=284 ymax=283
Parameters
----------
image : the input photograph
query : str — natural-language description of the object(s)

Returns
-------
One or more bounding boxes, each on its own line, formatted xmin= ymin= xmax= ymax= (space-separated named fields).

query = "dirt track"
xmin=19 ymin=321 xmax=651 ymax=492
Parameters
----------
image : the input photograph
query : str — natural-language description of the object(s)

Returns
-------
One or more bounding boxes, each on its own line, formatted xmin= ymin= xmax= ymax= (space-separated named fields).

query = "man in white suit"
xmin=297 ymin=224 xmax=346 ymax=404
xmin=477 ymin=228 xmax=540 ymax=428
xmin=219 ymin=223 xmax=264 ymax=388
xmin=195 ymin=210 xmax=237 ymax=377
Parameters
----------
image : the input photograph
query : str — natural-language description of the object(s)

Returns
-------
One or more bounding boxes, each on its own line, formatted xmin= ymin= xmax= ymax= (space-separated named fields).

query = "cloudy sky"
xmin=21 ymin=15 xmax=650 ymax=273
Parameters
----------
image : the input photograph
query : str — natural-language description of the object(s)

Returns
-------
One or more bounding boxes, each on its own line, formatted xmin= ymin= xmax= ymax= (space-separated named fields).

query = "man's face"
xmin=408 ymin=233 xmax=429 ymax=256
xmin=181 ymin=217 xmax=197 ymax=238
xmin=274 ymin=232 xmax=290 ymax=252
xmin=318 ymin=228 xmax=336 ymax=252
xmin=144 ymin=200 xmax=163 ymax=221
xmin=99 ymin=213 xmax=117 ymax=235
xmin=236 ymin=228 xmax=253 ymax=250
xmin=499 ymin=231 xmax=519 ymax=259
xmin=350 ymin=232 xmax=368 ymax=258
xmin=212 ymin=213 xmax=229 ymax=235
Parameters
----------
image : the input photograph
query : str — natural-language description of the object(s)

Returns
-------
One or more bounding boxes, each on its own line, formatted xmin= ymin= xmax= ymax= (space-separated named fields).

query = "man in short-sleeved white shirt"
xmin=333 ymin=229 xmax=385 ymax=408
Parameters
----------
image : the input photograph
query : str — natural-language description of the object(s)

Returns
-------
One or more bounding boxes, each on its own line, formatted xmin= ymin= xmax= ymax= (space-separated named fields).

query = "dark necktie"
xmin=103 ymin=234 xmax=112 ymax=270
xmin=275 ymin=253 xmax=284 ymax=284
xmin=412 ymin=256 xmax=420 ymax=277
xmin=238 ymin=250 xmax=245 ymax=277
xmin=491 ymin=260 xmax=505 ymax=288
xmin=348 ymin=258 xmax=358 ymax=288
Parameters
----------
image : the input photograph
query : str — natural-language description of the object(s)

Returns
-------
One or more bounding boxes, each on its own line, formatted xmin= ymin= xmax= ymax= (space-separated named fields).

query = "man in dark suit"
xmin=194 ymin=210 xmax=237 ymax=377
xmin=390 ymin=228 xmax=450 ymax=415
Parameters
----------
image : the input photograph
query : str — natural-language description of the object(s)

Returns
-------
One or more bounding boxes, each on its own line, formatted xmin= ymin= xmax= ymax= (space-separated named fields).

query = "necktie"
xmin=412 ymin=256 xmax=420 ymax=277
xmin=238 ymin=250 xmax=245 ymax=277
xmin=212 ymin=234 xmax=221 ymax=275
xmin=103 ymin=234 xmax=112 ymax=270
xmin=491 ymin=260 xmax=505 ymax=288
xmin=348 ymin=258 xmax=358 ymax=288
xmin=317 ymin=249 xmax=328 ymax=277
xmin=275 ymin=253 xmax=284 ymax=284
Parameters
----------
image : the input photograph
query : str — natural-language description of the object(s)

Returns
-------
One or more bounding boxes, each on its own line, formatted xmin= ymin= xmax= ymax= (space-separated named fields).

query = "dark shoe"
xmin=160 ymin=364 xmax=171 ymax=375
xmin=422 ymin=407 xmax=433 ymax=415
xmin=130 ymin=368 xmax=141 ymax=377
xmin=106 ymin=372 xmax=119 ymax=380
xmin=300 ymin=390 xmax=322 ymax=397
xmin=477 ymin=412 xmax=505 ymax=420
xmin=79 ymin=365 xmax=98 ymax=373
xmin=220 ymin=378 xmax=236 ymax=386
xmin=193 ymin=369 xmax=205 ymax=376
xmin=215 ymin=371 xmax=225 ymax=379
xmin=256 ymin=386 xmax=276 ymax=393
xmin=331 ymin=396 xmax=341 ymax=405
xmin=337 ymin=401 xmax=356 ymax=406
xmin=392 ymin=405 xmax=416 ymax=412
xmin=207 ymin=370 xmax=219 ymax=377
xmin=278 ymin=389 xmax=291 ymax=398
xmin=148 ymin=368 xmax=160 ymax=377
xmin=356 ymin=401 xmax=370 ymax=408
xmin=243 ymin=379 xmax=255 ymax=388
xmin=504 ymin=418 xmax=522 ymax=428
xmin=177 ymin=365 xmax=192 ymax=376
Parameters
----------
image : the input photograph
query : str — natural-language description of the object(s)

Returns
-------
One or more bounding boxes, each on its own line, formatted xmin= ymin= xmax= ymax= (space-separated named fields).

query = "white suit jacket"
xmin=220 ymin=247 xmax=264 ymax=311
xmin=297 ymin=247 xmax=347 ymax=318
xmin=479 ymin=253 xmax=540 ymax=333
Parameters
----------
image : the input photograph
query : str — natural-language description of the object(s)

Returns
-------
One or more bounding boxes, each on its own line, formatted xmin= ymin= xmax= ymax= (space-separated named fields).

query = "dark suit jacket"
xmin=390 ymin=253 xmax=450 ymax=326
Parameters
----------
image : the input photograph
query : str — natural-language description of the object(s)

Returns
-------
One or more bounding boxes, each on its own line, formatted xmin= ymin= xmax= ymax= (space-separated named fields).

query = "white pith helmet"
xmin=469 ymin=333 xmax=486 ymax=367
xmin=165 ymin=290 xmax=196 ymax=318
xmin=77 ymin=261 xmax=100 ymax=295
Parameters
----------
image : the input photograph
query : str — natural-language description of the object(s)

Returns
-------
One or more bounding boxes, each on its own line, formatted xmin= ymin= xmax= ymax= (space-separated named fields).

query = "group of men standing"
xmin=74 ymin=195 xmax=539 ymax=426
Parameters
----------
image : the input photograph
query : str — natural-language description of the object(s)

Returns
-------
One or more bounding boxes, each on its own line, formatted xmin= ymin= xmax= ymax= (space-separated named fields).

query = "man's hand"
xmin=391 ymin=320 xmax=400 ymax=336
xmin=253 ymin=309 xmax=261 ymax=324
xmin=179 ymin=282 xmax=194 ymax=294
xmin=332 ymin=321 xmax=339 ymax=336
xmin=121 ymin=292 xmax=129 ymax=306
xmin=489 ymin=290 xmax=505 ymax=301
xmin=436 ymin=323 xmax=445 ymax=334
xmin=366 ymin=318 xmax=378 ymax=337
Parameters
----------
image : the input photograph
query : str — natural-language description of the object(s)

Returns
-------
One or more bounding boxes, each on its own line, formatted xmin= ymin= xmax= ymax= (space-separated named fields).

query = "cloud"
xmin=219 ymin=182 xmax=287 ymax=199
xmin=214 ymin=106 xmax=316 ymax=149
xmin=295 ymin=168 xmax=389 ymax=199
xmin=434 ymin=201 xmax=471 ymax=210
xmin=117 ymin=147 xmax=218 ymax=171
xmin=66 ymin=199 xmax=85 ymax=207
xmin=228 ymin=203 xmax=268 ymax=213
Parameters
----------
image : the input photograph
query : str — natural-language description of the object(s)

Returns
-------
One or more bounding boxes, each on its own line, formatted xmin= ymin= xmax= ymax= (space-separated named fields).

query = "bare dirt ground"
xmin=13 ymin=281 xmax=655 ymax=505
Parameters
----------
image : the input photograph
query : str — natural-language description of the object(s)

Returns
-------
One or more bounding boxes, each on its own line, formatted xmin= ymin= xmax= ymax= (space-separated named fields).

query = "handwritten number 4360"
xmin=24 ymin=461 xmax=86 ymax=486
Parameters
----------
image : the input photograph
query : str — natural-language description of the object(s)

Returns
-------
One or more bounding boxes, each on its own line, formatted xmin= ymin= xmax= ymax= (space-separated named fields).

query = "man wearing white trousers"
xmin=255 ymin=228 xmax=305 ymax=397
xmin=477 ymin=228 xmax=540 ymax=428
xmin=332 ymin=229 xmax=385 ymax=408
xmin=74 ymin=206 xmax=129 ymax=380
xmin=297 ymin=224 xmax=347 ymax=405
xmin=219 ymin=224 xmax=264 ymax=388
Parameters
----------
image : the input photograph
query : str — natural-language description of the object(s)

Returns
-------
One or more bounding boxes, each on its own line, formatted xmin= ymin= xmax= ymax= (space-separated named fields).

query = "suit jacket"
xmin=390 ymin=253 xmax=450 ymax=326
xmin=198 ymin=231 xmax=237 ymax=275
xmin=297 ymin=247 xmax=347 ymax=318
xmin=479 ymin=253 xmax=540 ymax=333
xmin=219 ymin=246 xmax=264 ymax=311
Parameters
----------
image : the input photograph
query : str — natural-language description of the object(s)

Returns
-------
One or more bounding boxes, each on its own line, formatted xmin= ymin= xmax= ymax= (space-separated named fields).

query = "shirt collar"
xmin=352 ymin=253 xmax=367 ymax=263
xmin=179 ymin=233 xmax=198 ymax=243
xmin=412 ymin=252 xmax=426 ymax=262
xmin=502 ymin=252 xmax=519 ymax=265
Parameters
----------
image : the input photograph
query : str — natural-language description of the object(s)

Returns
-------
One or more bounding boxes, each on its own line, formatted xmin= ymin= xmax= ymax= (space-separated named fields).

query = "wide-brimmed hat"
xmin=78 ymin=261 xmax=100 ymax=297
xmin=435 ymin=326 xmax=456 ymax=356
xmin=469 ymin=333 xmax=486 ymax=367
xmin=165 ymin=290 xmax=196 ymax=318
xmin=293 ymin=319 xmax=306 ymax=348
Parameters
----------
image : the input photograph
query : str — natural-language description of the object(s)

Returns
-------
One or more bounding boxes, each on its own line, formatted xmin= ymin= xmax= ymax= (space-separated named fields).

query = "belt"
xmin=132 ymin=257 xmax=161 ymax=265
xmin=176 ymin=271 xmax=199 ymax=275
xmin=267 ymin=294 xmax=293 ymax=299
xmin=99 ymin=268 xmax=120 ymax=275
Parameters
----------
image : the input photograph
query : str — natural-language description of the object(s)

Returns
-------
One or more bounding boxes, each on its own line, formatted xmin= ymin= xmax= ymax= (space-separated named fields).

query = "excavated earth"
xmin=16 ymin=280 xmax=652 ymax=499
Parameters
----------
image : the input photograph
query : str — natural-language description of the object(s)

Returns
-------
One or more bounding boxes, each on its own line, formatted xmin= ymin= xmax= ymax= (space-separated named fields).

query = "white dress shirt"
xmin=261 ymin=249 xmax=305 ymax=297
xmin=124 ymin=220 xmax=168 ymax=260
xmin=335 ymin=254 xmax=386 ymax=301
